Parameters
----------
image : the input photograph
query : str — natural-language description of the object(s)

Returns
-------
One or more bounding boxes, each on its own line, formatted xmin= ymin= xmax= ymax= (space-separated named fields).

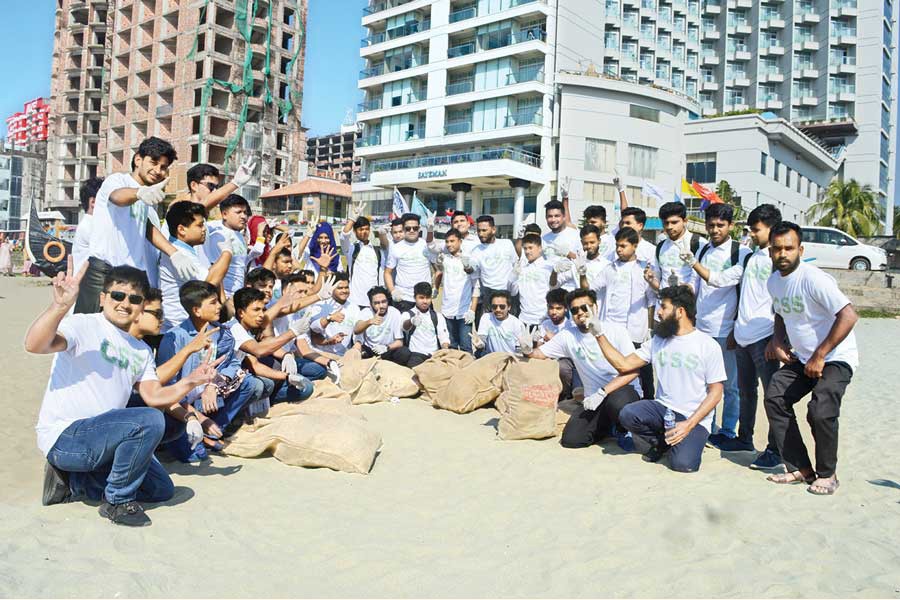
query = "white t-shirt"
xmin=598 ymin=232 xmax=617 ymax=262
xmin=356 ymin=306 xmax=403 ymax=348
xmin=404 ymin=308 xmax=450 ymax=355
xmin=542 ymin=227 xmax=580 ymax=264
xmin=88 ymin=172 xmax=156 ymax=272
xmin=694 ymin=241 xmax=751 ymax=338
xmin=511 ymin=256 xmax=554 ymax=325
xmin=227 ymin=318 xmax=255 ymax=364
xmin=557 ymin=255 xmax=613 ymax=306
xmin=470 ymin=239 xmax=518 ymax=290
xmin=72 ymin=213 xmax=93 ymax=273
xmin=538 ymin=317 xmax=570 ymax=341
xmin=386 ymin=239 xmax=432 ymax=302
xmin=341 ymin=232 xmax=382 ymax=307
xmin=159 ymin=241 xmax=211 ymax=331
xmin=439 ymin=253 xmax=479 ymax=319
xmin=429 ymin=232 xmax=479 ymax=256
xmin=636 ymin=239 xmax=656 ymax=265
xmin=35 ymin=314 xmax=158 ymax=456
xmin=273 ymin=306 xmax=312 ymax=354
xmin=635 ymin=329 xmax=726 ymax=430
xmin=594 ymin=259 xmax=656 ymax=343
xmin=477 ymin=313 xmax=528 ymax=354
xmin=310 ymin=298 xmax=361 ymax=356
xmin=707 ymin=247 xmax=775 ymax=346
xmin=204 ymin=222 xmax=254 ymax=297
xmin=653 ymin=233 xmax=706 ymax=294
xmin=540 ymin=322 xmax=641 ymax=397
xmin=767 ymin=262 xmax=859 ymax=370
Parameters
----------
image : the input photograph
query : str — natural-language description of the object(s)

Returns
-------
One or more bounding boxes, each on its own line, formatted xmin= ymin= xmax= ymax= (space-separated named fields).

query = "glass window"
xmin=630 ymin=104 xmax=660 ymax=122
xmin=760 ymin=152 xmax=767 ymax=175
xmin=584 ymin=138 xmax=617 ymax=172
xmin=628 ymin=144 xmax=658 ymax=178
xmin=773 ymin=159 xmax=780 ymax=182
xmin=685 ymin=152 xmax=716 ymax=183
xmin=785 ymin=167 xmax=791 ymax=188
xmin=801 ymin=228 xmax=817 ymax=244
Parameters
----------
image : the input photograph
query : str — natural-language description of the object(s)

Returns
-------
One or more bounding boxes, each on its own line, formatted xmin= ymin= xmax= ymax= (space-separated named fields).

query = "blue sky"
xmin=1 ymin=0 xmax=896 ymax=211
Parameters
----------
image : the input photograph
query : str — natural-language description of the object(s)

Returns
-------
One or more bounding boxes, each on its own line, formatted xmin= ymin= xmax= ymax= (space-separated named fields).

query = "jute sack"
xmin=434 ymin=352 xmax=516 ymax=414
xmin=263 ymin=380 xmax=363 ymax=419
xmin=223 ymin=413 xmax=381 ymax=474
xmin=497 ymin=358 xmax=561 ymax=440
xmin=371 ymin=360 xmax=420 ymax=398
xmin=413 ymin=349 xmax=475 ymax=404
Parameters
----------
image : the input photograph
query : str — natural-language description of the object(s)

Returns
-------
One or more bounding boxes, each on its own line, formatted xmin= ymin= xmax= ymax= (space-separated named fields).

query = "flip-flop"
xmin=766 ymin=471 xmax=816 ymax=485
xmin=807 ymin=477 xmax=840 ymax=496
xmin=203 ymin=436 xmax=225 ymax=453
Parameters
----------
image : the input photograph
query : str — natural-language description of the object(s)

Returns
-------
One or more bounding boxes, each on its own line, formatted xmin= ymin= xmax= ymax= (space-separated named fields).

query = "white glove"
xmin=136 ymin=178 xmax=168 ymax=206
xmin=379 ymin=223 xmax=391 ymax=237
xmin=517 ymin=332 xmax=534 ymax=355
xmin=531 ymin=327 xmax=544 ymax=343
xmin=434 ymin=252 xmax=445 ymax=271
xmin=583 ymin=388 xmax=607 ymax=412
xmin=391 ymin=287 xmax=404 ymax=303
xmin=514 ymin=222 xmax=525 ymax=240
xmin=317 ymin=275 xmax=336 ymax=300
xmin=327 ymin=360 xmax=341 ymax=386
xmin=585 ymin=304 xmax=603 ymax=337
xmin=554 ymin=258 xmax=574 ymax=274
xmin=680 ymin=251 xmax=697 ymax=266
xmin=371 ymin=342 xmax=387 ymax=356
xmin=409 ymin=312 xmax=425 ymax=328
xmin=426 ymin=213 xmax=435 ymax=232
xmin=613 ymin=169 xmax=625 ymax=193
xmin=287 ymin=373 xmax=310 ymax=389
xmin=281 ymin=353 xmax=298 ymax=375
xmin=232 ymin=156 xmax=256 ymax=187
xmin=463 ymin=309 xmax=475 ymax=325
xmin=171 ymin=249 xmax=201 ymax=280
xmin=289 ymin=313 xmax=313 ymax=337
xmin=512 ymin=261 xmax=523 ymax=280
xmin=186 ymin=419 xmax=204 ymax=450
xmin=574 ymin=253 xmax=588 ymax=276
xmin=460 ymin=255 xmax=472 ymax=270
xmin=470 ymin=330 xmax=485 ymax=350
xmin=216 ymin=240 xmax=233 ymax=256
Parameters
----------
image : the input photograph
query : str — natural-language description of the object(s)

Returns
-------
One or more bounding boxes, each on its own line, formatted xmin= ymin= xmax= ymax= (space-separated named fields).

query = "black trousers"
xmin=73 ymin=257 xmax=113 ymax=314
xmin=560 ymin=385 xmax=640 ymax=448
xmin=557 ymin=357 xmax=575 ymax=401
xmin=764 ymin=361 xmax=852 ymax=478
xmin=360 ymin=344 xmax=429 ymax=369
xmin=633 ymin=341 xmax=655 ymax=399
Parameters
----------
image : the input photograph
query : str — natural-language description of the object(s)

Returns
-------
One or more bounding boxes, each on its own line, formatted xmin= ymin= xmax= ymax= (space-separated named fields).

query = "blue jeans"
xmin=712 ymin=336 xmax=740 ymax=438
xmin=736 ymin=336 xmax=780 ymax=451
xmin=46 ymin=407 xmax=174 ymax=505
xmin=618 ymin=399 xmax=710 ymax=473
xmin=445 ymin=316 xmax=472 ymax=353
xmin=258 ymin=376 xmax=315 ymax=404
xmin=196 ymin=374 xmax=263 ymax=430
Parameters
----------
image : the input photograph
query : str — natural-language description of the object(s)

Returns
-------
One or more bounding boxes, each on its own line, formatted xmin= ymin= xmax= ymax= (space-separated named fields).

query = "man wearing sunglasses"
xmin=185 ymin=157 xmax=256 ymax=212
xmin=384 ymin=213 xmax=432 ymax=313
xmin=28 ymin=260 xmax=218 ymax=526
xmin=470 ymin=290 xmax=528 ymax=357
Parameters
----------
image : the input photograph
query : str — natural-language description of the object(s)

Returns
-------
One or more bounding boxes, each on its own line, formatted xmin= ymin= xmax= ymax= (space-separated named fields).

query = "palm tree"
xmin=894 ymin=205 xmax=900 ymax=239
xmin=806 ymin=179 xmax=884 ymax=237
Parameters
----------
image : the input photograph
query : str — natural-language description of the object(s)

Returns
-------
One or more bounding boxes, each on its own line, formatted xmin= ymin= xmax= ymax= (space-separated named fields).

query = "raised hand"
xmin=232 ymin=156 xmax=257 ymax=187
xmin=185 ymin=324 xmax=221 ymax=355
xmin=317 ymin=274 xmax=337 ymax=300
xmin=585 ymin=304 xmax=604 ymax=337
xmin=313 ymin=247 xmax=336 ymax=270
xmin=371 ymin=313 xmax=384 ymax=326
xmin=554 ymin=258 xmax=574 ymax=274
xmin=288 ymin=313 xmax=313 ymax=337
xmin=137 ymin=178 xmax=169 ymax=206
xmin=680 ymin=250 xmax=697 ymax=266
xmin=51 ymin=255 xmax=87 ymax=309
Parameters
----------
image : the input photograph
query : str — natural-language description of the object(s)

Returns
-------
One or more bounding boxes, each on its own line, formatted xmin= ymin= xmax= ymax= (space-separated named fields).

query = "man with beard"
xmin=541 ymin=200 xmax=581 ymax=290
xmin=763 ymin=222 xmax=858 ymax=496
xmin=354 ymin=286 xmax=411 ymax=365
xmin=384 ymin=213 xmax=433 ymax=313
xmin=470 ymin=215 xmax=519 ymax=318
xmin=427 ymin=210 xmax=480 ymax=255
xmin=594 ymin=285 xmax=726 ymax=472
xmin=523 ymin=288 xmax=642 ymax=448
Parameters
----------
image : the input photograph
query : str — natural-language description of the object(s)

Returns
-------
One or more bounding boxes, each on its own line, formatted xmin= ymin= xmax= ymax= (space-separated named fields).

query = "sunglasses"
xmin=569 ymin=304 xmax=591 ymax=315
xmin=404 ymin=225 xmax=420 ymax=232
xmin=200 ymin=181 xmax=220 ymax=191
xmin=491 ymin=304 xmax=508 ymax=310
xmin=144 ymin=309 xmax=163 ymax=320
xmin=107 ymin=290 xmax=145 ymax=305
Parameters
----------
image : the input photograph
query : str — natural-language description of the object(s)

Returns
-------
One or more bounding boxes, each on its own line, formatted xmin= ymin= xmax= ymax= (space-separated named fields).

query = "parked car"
xmin=800 ymin=226 xmax=888 ymax=271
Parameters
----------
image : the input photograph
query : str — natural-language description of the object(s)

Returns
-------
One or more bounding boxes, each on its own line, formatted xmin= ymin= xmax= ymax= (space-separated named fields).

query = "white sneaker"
xmin=327 ymin=360 xmax=342 ymax=386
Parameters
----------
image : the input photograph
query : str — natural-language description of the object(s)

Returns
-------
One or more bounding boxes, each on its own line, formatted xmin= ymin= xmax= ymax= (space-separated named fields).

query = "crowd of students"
xmin=26 ymin=136 xmax=859 ymax=527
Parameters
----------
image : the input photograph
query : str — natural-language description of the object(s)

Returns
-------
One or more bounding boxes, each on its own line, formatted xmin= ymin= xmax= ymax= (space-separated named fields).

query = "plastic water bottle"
xmin=663 ymin=407 xmax=676 ymax=431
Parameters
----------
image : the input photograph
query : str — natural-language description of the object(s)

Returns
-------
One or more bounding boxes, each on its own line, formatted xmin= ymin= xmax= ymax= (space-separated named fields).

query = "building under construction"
xmin=45 ymin=0 xmax=308 ymax=222
xmin=306 ymin=123 xmax=361 ymax=185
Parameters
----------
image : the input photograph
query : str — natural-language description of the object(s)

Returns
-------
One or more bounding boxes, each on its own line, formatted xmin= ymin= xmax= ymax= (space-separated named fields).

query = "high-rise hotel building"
xmin=353 ymin=0 xmax=896 ymax=234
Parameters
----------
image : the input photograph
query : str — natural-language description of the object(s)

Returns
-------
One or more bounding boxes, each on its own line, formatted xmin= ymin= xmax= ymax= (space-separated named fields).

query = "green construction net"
xmin=187 ymin=0 xmax=306 ymax=171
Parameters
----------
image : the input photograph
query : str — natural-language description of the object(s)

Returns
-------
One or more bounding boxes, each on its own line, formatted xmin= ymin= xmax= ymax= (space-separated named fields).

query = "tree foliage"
xmin=806 ymin=179 xmax=884 ymax=237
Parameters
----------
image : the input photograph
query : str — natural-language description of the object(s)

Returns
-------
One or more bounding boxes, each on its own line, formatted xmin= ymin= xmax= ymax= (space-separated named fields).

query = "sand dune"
xmin=1 ymin=276 xmax=899 ymax=598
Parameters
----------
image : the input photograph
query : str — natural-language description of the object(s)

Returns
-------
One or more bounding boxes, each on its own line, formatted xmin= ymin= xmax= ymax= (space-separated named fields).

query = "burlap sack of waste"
xmin=434 ymin=352 xmax=515 ymax=414
xmin=260 ymin=381 xmax=363 ymax=420
xmin=223 ymin=413 xmax=381 ymax=474
xmin=413 ymin=349 xmax=475 ymax=404
xmin=371 ymin=360 xmax=420 ymax=398
xmin=497 ymin=358 xmax=561 ymax=441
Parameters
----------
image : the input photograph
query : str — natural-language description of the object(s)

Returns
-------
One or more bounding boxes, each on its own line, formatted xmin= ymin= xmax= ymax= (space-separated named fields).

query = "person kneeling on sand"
xmin=354 ymin=286 xmax=409 ymax=364
xmin=522 ymin=288 xmax=642 ymax=448
xmin=400 ymin=282 xmax=451 ymax=368
xmin=28 ymin=260 xmax=217 ymax=526
xmin=594 ymin=285 xmax=726 ymax=473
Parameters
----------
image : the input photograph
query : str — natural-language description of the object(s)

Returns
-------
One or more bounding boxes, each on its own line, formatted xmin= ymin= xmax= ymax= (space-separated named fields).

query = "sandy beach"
xmin=1 ymin=274 xmax=899 ymax=598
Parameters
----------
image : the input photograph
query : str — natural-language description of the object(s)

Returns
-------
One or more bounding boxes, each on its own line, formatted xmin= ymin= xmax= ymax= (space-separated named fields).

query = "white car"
xmin=800 ymin=226 xmax=888 ymax=271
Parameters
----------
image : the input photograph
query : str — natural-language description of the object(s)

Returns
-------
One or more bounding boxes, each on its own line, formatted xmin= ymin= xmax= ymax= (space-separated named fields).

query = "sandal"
xmin=203 ymin=436 xmax=225 ymax=453
xmin=766 ymin=470 xmax=816 ymax=485
xmin=807 ymin=477 xmax=840 ymax=496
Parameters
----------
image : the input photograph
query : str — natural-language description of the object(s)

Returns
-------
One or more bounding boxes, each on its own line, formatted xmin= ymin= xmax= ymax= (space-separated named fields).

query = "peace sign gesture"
xmin=52 ymin=255 xmax=88 ymax=309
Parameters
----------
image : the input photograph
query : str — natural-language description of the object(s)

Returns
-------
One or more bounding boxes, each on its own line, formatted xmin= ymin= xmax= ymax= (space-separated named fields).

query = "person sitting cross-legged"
xmin=354 ymin=285 xmax=411 ymax=364
xmin=594 ymin=285 xmax=726 ymax=473
xmin=470 ymin=290 xmax=529 ymax=357
xmin=28 ymin=260 xmax=218 ymax=526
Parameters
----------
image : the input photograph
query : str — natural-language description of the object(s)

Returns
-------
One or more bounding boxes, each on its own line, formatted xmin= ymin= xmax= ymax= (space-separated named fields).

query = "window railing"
xmin=507 ymin=64 xmax=545 ymax=84
xmin=832 ymin=83 xmax=856 ymax=94
xmin=504 ymin=109 xmax=542 ymax=127
xmin=356 ymin=134 xmax=382 ymax=147
xmin=361 ymin=20 xmax=431 ymax=45
xmin=761 ymin=93 xmax=780 ymax=102
xmin=449 ymin=6 xmax=476 ymax=22
xmin=831 ymin=28 xmax=857 ymax=38
xmin=359 ymin=63 xmax=385 ymax=78
xmin=830 ymin=54 xmax=856 ymax=66
xmin=405 ymin=124 xmax=426 ymax=140
xmin=447 ymin=77 xmax=474 ymax=95
xmin=363 ymin=0 xmax=414 ymax=15
xmin=357 ymin=98 xmax=383 ymax=112
xmin=368 ymin=146 xmax=543 ymax=174
xmin=448 ymin=41 xmax=476 ymax=58
xmin=445 ymin=120 xmax=473 ymax=135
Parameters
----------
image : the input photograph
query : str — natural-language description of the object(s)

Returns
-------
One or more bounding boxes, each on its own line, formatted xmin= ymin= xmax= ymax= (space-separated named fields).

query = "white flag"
xmin=641 ymin=181 xmax=671 ymax=204
xmin=392 ymin=187 xmax=410 ymax=218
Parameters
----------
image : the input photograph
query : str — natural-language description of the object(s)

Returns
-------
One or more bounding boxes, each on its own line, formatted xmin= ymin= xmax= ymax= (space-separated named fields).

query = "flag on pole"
xmin=392 ymin=186 xmax=410 ymax=218
xmin=641 ymin=181 xmax=670 ymax=205
xmin=681 ymin=178 xmax=697 ymax=198
xmin=410 ymin=191 xmax=433 ymax=222
xmin=691 ymin=181 xmax=723 ymax=209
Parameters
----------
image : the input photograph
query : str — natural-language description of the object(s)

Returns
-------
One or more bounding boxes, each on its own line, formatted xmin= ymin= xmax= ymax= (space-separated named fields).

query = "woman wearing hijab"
xmin=304 ymin=221 xmax=342 ymax=275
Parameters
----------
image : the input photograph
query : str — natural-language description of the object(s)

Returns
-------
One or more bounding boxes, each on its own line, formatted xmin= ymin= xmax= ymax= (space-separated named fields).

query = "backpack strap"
xmin=350 ymin=242 xmax=382 ymax=278
xmin=698 ymin=242 xmax=711 ymax=263
xmin=690 ymin=234 xmax=700 ymax=254
xmin=406 ymin=308 xmax=441 ymax=351
xmin=729 ymin=240 xmax=740 ymax=269
xmin=655 ymin=239 xmax=665 ymax=263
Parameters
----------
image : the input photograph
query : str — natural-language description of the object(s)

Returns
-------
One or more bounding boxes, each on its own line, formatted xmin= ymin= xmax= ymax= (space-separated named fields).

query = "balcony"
xmin=504 ymin=109 xmax=543 ymax=128
xmin=445 ymin=120 xmax=473 ymax=135
xmin=794 ymin=67 xmax=819 ymax=79
xmin=766 ymin=44 xmax=785 ymax=55
xmin=366 ymin=146 xmax=543 ymax=175
xmin=506 ymin=65 xmax=546 ymax=85
xmin=359 ymin=63 xmax=385 ymax=79
xmin=800 ymin=95 xmax=818 ymax=106
xmin=701 ymin=81 xmax=719 ymax=91
xmin=728 ymin=77 xmax=750 ymax=87
xmin=761 ymin=18 xmax=785 ymax=29
xmin=758 ymin=94 xmax=782 ymax=110
xmin=363 ymin=1 xmax=417 ymax=16
xmin=448 ymin=41 xmax=476 ymax=58
xmin=830 ymin=56 xmax=856 ymax=74
xmin=794 ymin=39 xmax=820 ymax=51
xmin=701 ymin=54 xmax=720 ymax=65
xmin=796 ymin=12 xmax=820 ymax=24
xmin=703 ymin=2 xmax=721 ymax=14
xmin=447 ymin=77 xmax=474 ymax=95
xmin=830 ymin=33 xmax=857 ymax=46
xmin=361 ymin=19 xmax=431 ymax=47
xmin=449 ymin=6 xmax=476 ymax=23
xmin=732 ymin=50 xmax=752 ymax=61
xmin=702 ymin=27 xmax=720 ymax=40
xmin=759 ymin=70 xmax=784 ymax=83
xmin=358 ymin=98 xmax=384 ymax=112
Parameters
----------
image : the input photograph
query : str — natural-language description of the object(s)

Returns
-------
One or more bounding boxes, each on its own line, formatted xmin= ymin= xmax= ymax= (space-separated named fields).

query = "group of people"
xmin=27 ymin=135 xmax=859 ymax=527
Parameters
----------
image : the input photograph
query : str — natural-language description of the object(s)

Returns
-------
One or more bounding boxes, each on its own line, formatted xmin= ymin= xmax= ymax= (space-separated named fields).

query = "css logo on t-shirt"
xmin=773 ymin=295 xmax=805 ymax=315
xmin=488 ymin=325 xmax=514 ymax=342
xmin=745 ymin=261 xmax=771 ymax=282
xmin=574 ymin=343 xmax=601 ymax=362
xmin=100 ymin=339 xmax=145 ymax=378
xmin=656 ymin=349 xmax=700 ymax=371
xmin=479 ymin=252 xmax=507 ymax=269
